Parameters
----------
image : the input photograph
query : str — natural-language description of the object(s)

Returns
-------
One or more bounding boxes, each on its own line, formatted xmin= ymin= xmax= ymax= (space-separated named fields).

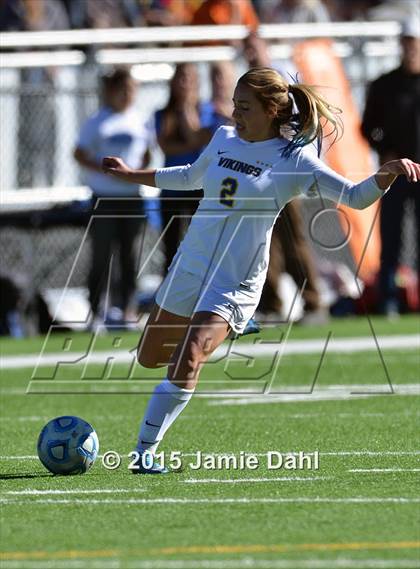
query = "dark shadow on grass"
xmin=0 ymin=472 xmax=53 ymax=480
xmin=1 ymin=470 xmax=106 ymax=480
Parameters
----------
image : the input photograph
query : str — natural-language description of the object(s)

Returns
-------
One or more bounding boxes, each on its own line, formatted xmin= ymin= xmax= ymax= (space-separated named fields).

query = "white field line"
xmin=180 ymin=450 xmax=420 ymax=458
xmin=0 ymin=455 xmax=38 ymax=460
xmin=1 ymin=334 xmax=419 ymax=370
xmin=348 ymin=468 xmax=420 ymax=473
xmin=194 ymin=411 xmax=418 ymax=418
xmin=1 ymin=450 xmax=420 ymax=461
xmin=208 ymin=384 xmax=420 ymax=405
xmin=2 ymin=384 xmax=416 ymax=397
xmin=1 ymin=410 xmax=418 ymax=421
xmin=2 ymin=560 xmax=420 ymax=569
xmin=202 ymin=384 xmax=420 ymax=399
xmin=1 ymin=560 xmax=420 ymax=569
xmin=1 ymin=497 xmax=419 ymax=506
xmin=2 ymin=488 xmax=146 ymax=495
xmin=2 ymin=383 xmax=419 ymax=400
xmin=0 ymin=416 xmax=49 ymax=422
xmin=0 ymin=414 xmax=134 ymax=422
xmin=183 ymin=476 xmax=329 ymax=484
xmin=314 ymin=451 xmax=420 ymax=456
xmin=247 ymin=352 xmax=420 ymax=364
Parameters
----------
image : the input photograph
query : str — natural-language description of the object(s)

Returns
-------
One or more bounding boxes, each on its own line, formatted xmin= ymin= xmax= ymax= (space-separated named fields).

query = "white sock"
xmin=136 ymin=377 xmax=194 ymax=455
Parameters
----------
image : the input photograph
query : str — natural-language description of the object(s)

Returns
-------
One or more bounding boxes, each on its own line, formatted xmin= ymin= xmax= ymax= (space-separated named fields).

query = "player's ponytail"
xmin=237 ymin=68 xmax=342 ymax=157
xmin=287 ymin=82 xmax=342 ymax=156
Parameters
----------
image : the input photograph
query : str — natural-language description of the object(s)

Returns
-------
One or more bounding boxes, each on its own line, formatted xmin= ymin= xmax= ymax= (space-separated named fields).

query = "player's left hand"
xmin=381 ymin=159 xmax=420 ymax=183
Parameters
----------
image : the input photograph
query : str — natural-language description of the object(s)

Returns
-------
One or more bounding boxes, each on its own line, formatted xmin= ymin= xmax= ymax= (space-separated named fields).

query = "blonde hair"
xmin=237 ymin=67 xmax=342 ymax=156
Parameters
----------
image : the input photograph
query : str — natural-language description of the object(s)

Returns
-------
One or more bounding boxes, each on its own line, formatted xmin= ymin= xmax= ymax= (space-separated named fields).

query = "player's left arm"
xmin=374 ymin=158 xmax=419 ymax=190
xmin=295 ymin=150 xmax=419 ymax=210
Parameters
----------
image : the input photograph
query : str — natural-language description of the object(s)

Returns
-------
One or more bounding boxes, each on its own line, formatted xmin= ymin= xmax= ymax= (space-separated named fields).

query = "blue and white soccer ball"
xmin=37 ymin=416 xmax=99 ymax=475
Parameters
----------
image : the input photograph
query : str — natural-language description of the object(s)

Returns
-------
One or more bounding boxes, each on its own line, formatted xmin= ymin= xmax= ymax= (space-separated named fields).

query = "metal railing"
xmin=1 ymin=22 xmax=401 ymax=68
xmin=0 ymin=22 xmax=401 ymax=49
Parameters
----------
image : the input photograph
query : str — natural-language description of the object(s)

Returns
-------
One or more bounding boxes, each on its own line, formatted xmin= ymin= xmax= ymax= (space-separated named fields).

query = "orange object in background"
xmin=192 ymin=0 xmax=259 ymax=29
xmin=293 ymin=39 xmax=381 ymax=282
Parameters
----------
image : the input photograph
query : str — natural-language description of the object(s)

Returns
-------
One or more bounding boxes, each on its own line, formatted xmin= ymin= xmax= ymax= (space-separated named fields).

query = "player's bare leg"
xmin=136 ymin=303 xmax=190 ymax=368
xmin=168 ymin=311 xmax=231 ymax=390
xmin=133 ymin=311 xmax=231 ymax=473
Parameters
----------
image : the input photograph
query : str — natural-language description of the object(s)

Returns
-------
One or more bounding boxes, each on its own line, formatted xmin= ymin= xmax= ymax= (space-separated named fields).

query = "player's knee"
xmin=136 ymin=347 xmax=160 ymax=368
xmin=182 ymin=338 xmax=207 ymax=373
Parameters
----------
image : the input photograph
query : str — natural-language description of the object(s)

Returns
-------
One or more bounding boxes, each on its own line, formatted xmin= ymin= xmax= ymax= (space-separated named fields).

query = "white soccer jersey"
xmin=155 ymin=126 xmax=385 ymax=291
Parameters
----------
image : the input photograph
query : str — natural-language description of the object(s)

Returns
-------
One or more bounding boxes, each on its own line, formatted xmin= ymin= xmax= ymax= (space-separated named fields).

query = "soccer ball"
xmin=37 ymin=416 xmax=99 ymax=475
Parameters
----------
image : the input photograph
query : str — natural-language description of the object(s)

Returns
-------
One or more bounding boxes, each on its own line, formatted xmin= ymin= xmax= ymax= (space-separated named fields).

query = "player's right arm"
xmin=102 ymin=157 xmax=158 ymax=186
xmin=102 ymin=155 xmax=207 ymax=190
xmin=102 ymin=126 xmax=222 ymax=190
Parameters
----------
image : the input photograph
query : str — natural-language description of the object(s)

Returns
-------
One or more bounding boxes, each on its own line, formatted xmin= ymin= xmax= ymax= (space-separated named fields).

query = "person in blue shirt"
xmin=155 ymin=62 xmax=218 ymax=271
xmin=74 ymin=67 xmax=153 ymax=328
xmin=201 ymin=61 xmax=236 ymax=131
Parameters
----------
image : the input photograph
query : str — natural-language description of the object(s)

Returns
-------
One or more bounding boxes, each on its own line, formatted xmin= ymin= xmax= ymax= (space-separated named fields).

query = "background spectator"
xmin=13 ymin=0 xmax=69 ymax=188
xmin=257 ymin=0 xmax=331 ymax=24
xmin=192 ymin=0 xmax=259 ymax=29
xmin=202 ymin=61 xmax=236 ymax=129
xmin=155 ymin=63 xmax=213 ymax=272
xmin=361 ymin=18 xmax=420 ymax=316
xmin=0 ymin=0 xmax=26 ymax=30
xmin=85 ymin=0 xmax=141 ymax=29
xmin=142 ymin=0 xmax=200 ymax=26
xmin=74 ymin=67 xmax=154 ymax=328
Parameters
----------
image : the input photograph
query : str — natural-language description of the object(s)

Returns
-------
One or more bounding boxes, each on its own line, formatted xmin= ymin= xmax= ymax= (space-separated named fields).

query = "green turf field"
xmin=1 ymin=315 xmax=419 ymax=569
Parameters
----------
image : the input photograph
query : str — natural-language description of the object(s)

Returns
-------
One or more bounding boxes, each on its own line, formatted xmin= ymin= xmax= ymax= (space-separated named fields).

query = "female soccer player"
xmin=103 ymin=67 xmax=419 ymax=473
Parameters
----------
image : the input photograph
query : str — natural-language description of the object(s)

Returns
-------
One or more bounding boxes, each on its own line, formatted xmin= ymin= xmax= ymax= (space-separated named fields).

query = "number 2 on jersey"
xmin=219 ymin=177 xmax=238 ymax=208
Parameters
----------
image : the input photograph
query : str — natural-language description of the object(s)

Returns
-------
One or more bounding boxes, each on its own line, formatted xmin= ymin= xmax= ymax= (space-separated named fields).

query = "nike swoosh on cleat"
xmin=145 ymin=420 xmax=161 ymax=427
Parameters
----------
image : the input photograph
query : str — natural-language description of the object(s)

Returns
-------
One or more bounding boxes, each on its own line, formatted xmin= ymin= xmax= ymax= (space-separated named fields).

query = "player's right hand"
xmin=102 ymin=156 xmax=132 ymax=177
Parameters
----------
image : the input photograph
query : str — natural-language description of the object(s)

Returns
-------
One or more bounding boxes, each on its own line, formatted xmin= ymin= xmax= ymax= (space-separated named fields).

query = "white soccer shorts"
xmin=155 ymin=267 xmax=261 ymax=333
